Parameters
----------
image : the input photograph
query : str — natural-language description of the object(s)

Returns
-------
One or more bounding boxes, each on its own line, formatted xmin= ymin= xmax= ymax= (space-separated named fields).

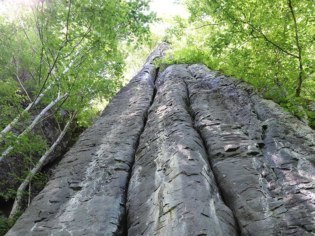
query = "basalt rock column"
xmin=187 ymin=64 xmax=315 ymax=235
xmin=127 ymin=65 xmax=238 ymax=236
xmin=6 ymin=44 xmax=168 ymax=236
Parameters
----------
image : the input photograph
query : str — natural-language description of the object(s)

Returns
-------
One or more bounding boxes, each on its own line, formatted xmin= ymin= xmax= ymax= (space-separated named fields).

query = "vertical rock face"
xmin=187 ymin=64 xmax=315 ymax=235
xmin=127 ymin=65 xmax=237 ymax=236
xmin=7 ymin=61 xmax=315 ymax=235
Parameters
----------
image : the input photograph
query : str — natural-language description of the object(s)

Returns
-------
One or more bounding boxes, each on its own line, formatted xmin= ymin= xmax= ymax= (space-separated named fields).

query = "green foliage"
xmin=0 ymin=79 xmax=24 ymax=128
xmin=0 ymin=215 xmax=12 ymax=236
xmin=30 ymin=0 xmax=155 ymax=116
xmin=0 ymin=188 xmax=16 ymax=202
xmin=164 ymin=0 xmax=314 ymax=126
xmin=12 ymin=134 xmax=47 ymax=159
xmin=0 ymin=0 xmax=155 ymax=143
xmin=0 ymin=212 xmax=21 ymax=236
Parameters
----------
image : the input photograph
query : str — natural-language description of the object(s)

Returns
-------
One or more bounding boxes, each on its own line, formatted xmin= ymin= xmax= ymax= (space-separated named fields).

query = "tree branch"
xmin=194 ymin=23 xmax=218 ymax=30
xmin=210 ymin=0 xmax=299 ymax=59
xmin=243 ymin=21 xmax=299 ymax=59
xmin=13 ymin=57 xmax=32 ymax=102
xmin=287 ymin=0 xmax=304 ymax=97
xmin=65 ymin=0 xmax=72 ymax=42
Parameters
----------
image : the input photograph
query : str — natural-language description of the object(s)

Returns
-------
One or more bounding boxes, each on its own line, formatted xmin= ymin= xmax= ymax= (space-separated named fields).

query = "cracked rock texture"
xmin=127 ymin=65 xmax=237 ymax=236
xmin=7 ymin=61 xmax=315 ymax=235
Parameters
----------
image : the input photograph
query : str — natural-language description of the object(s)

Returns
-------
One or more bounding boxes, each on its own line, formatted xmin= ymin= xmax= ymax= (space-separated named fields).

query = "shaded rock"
xmin=224 ymin=144 xmax=239 ymax=152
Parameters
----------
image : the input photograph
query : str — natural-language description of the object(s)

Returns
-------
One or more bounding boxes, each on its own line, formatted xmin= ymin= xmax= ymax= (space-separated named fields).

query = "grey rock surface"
xmin=187 ymin=64 xmax=315 ymax=235
xmin=127 ymin=65 xmax=237 ymax=236
xmin=7 ymin=61 xmax=315 ymax=236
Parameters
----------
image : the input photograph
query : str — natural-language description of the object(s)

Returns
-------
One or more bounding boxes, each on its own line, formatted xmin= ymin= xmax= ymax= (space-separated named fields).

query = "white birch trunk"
xmin=0 ymin=93 xmax=68 ymax=162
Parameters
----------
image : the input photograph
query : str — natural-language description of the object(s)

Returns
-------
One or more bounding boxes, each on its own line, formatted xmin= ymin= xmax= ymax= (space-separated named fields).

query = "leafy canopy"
xmin=164 ymin=0 xmax=314 ymax=126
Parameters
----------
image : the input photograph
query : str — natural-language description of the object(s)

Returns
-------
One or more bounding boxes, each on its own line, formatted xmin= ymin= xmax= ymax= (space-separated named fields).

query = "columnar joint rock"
xmin=127 ymin=65 xmax=237 ymax=235
xmin=7 ymin=61 xmax=315 ymax=236
xmin=187 ymin=64 xmax=315 ymax=235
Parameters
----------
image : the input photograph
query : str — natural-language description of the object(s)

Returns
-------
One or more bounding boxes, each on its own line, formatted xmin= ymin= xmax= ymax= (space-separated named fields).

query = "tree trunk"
xmin=0 ymin=93 xmax=68 ymax=162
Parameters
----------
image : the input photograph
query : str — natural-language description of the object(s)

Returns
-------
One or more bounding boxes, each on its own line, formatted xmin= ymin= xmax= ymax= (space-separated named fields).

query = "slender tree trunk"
xmin=0 ymin=93 xmax=68 ymax=162
xmin=9 ymin=112 xmax=75 ymax=219
xmin=287 ymin=0 xmax=304 ymax=97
